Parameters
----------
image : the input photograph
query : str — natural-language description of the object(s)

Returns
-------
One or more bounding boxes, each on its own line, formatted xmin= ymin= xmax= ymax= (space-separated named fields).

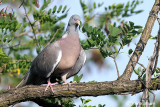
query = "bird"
xmin=16 ymin=14 xmax=86 ymax=92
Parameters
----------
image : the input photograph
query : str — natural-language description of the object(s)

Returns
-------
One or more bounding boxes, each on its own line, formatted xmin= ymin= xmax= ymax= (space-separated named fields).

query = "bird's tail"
xmin=16 ymin=70 xmax=30 ymax=88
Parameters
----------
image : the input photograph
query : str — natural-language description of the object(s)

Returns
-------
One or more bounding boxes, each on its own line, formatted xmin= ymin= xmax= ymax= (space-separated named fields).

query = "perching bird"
xmin=16 ymin=15 xmax=86 ymax=92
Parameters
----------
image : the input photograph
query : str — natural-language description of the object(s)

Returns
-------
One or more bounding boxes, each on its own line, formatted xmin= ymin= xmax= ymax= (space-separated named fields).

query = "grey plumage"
xmin=16 ymin=14 xmax=86 ymax=88
xmin=50 ymin=49 xmax=86 ymax=83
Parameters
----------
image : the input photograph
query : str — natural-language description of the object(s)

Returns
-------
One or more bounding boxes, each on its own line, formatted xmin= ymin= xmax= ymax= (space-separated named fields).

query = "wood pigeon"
xmin=16 ymin=15 xmax=86 ymax=92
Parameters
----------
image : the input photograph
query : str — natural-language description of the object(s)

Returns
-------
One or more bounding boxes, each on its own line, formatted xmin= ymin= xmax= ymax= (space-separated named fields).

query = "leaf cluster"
xmin=81 ymin=21 xmax=142 ymax=58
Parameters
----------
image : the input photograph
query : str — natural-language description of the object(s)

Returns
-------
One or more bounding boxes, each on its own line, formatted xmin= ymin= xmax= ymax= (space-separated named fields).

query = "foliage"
xmin=73 ymin=74 xmax=83 ymax=83
xmin=98 ymin=0 xmax=143 ymax=28
xmin=45 ymin=97 xmax=76 ymax=107
xmin=110 ymin=95 xmax=128 ymax=107
xmin=79 ymin=98 xmax=105 ymax=107
xmin=80 ymin=0 xmax=103 ymax=21
xmin=81 ymin=21 xmax=142 ymax=58
xmin=134 ymin=67 xmax=145 ymax=80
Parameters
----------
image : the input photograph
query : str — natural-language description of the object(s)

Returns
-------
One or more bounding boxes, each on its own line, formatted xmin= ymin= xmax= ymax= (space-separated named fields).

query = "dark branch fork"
xmin=118 ymin=0 xmax=160 ymax=81
xmin=138 ymin=6 xmax=160 ymax=107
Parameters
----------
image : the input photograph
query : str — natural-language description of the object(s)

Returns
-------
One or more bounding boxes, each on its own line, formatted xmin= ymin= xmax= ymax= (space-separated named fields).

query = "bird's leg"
xmin=61 ymin=72 xmax=71 ymax=86
xmin=45 ymin=78 xmax=58 ymax=93
xmin=72 ymin=81 xmax=77 ymax=83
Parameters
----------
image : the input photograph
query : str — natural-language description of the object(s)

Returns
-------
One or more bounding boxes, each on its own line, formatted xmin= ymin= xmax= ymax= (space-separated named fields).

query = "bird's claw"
xmin=62 ymin=82 xmax=71 ymax=87
xmin=72 ymin=81 xmax=77 ymax=83
xmin=45 ymin=81 xmax=58 ymax=93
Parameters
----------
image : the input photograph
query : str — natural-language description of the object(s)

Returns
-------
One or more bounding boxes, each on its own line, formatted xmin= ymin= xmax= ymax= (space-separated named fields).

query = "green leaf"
xmin=36 ymin=47 xmax=41 ymax=54
xmin=87 ymin=39 xmax=95 ymax=47
xmin=16 ymin=23 xmax=22 ymax=30
xmin=79 ymin=74 xmax=83 ymax=82
xmin=73 ymin=74 xmax=83 ymax=83
xmin=110 ymin=95 xmax=118 ymax=100
xmin=57 ymin=5 xmax=62 ymax=13
xmin=125 ymin=1 xmax=129 ymax=12
xmin=0 ymin=47 xmax=10 ymax=65
xmin=80 ymin=98 xmax=84 ymax=103
xmin=131 ymin=103 xmax=136 ymax=107
xmin=116 ymin=3 xmax=124 ymax=9
xmin=48 ymin=9 xmax=51 ymax=15
xmin=84 ymin=99 xmax=91 ymax=104
xmin=107 ymin=24 xmax=121 ymax=36
xmin=40 ymin=0 xmax=51 ymax=11
xmin=73 ymin=75 xmax=78 ymax=82
xmin=87 ymin=26 xmax=92 ymax=33
xmin=93 ymin=2 xmax=96 ymax=8
xmin=100 ymin=48 xmax=108 ymax=58
xmin=62 ymin=5 xmax=67 ymax=13
xmin=82 ymin=24 xmax=89 ymax=32
xmin=137 ymin=28 xmax=143 ymax=34
xmin=98 ymin=2 xmax=104 ymax=7
xmin=81 ymin=41 xmax=90 ymax=49
xmin=112 ymin=27 xmax=121 ymax=36
xmin=128 ymin=49 xmax=133 ymax=55
xmin=129 ymin=21 xmax=134 ymax=28
xmin=156 ymin=68 xmax=160 ymax=73
xmin=134 ymin=25 xmax=143 ymax=29
xmin=52 ymin=6 xmax=57 ymax=14
xmin=0 ymin=89 xmax=5 ymax=94
xmin=98 ymin=104 xmax=106 ymax=107
xmin=134 ymin=10 xmax=143 ymax=14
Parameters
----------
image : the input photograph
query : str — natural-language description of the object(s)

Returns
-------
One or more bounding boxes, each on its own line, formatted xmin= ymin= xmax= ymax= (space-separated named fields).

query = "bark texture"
xmin=0 ymin=78 xmax=160 ymax=107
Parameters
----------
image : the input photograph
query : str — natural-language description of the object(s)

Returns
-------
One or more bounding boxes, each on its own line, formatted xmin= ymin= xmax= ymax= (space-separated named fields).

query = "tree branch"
xmin=111 ymin=56 xmax=120 ymax=78
xmin=1 ymin=78 xmax=160 ymax=106
xmin=153 ymin=16 xmax=160 ymax=74
xmin=139 ymin=18 xmax=160 ymax=106
xmin=47 ymin=28 xmax=62 ymax=45
xmin=118 ymin=0 xmax=160 ymax=81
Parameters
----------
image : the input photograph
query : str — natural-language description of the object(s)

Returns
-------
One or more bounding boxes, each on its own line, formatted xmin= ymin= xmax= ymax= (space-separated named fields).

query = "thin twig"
xmin=140 ymin=32 xmax=159 ymax=107
xmin=153 ymin=16 xmax=160 ymax=74
xmin=90 ymin=47 xmax=99 ymax=49
xmin=110 ymin=56 xmax=120 ymax=78
xmin=22 ymin=3 xmax=39 ymax=48
xmin=14 ymin=60 xmax=32 ymax=63
xmin=83 ymin=14 xmax=97 ymax=24
xmin=139 ymin=19 xmax=160 ymax=106
xmin=17 ymin=29 xmax=33 ymax=38
xmin=47 ymin=28 xmax=61 ymax=45
xmin=149 ymin=90 xmax=155 ymax=107
xmin=19 ymin=0 xmax=25 ymax=8
xmin=3 ymin=42 xmax=20 ymax=49
xmin=35 ymin=0 xmax=40 ymax=8
xmin=137 ymin=62 xmax=146 ymax=70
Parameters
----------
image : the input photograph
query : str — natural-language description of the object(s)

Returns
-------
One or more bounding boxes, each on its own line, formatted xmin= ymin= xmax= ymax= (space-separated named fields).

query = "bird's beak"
xmin=76 ymin=20 xmax=80 ymax=25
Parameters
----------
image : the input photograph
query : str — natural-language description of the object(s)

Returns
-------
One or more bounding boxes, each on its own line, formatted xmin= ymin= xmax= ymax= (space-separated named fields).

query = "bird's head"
xmin=68 ymin=15 xmax=81 ymax=29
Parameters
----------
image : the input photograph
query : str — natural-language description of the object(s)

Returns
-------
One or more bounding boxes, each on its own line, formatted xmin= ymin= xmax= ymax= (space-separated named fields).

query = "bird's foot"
xmin=62 ymin=82 xmax=71 ymax=87
xmin=45 ymin=81 xmax=58 ymax=93
xmin=72 ymin=81 xmax=77 ymax=83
